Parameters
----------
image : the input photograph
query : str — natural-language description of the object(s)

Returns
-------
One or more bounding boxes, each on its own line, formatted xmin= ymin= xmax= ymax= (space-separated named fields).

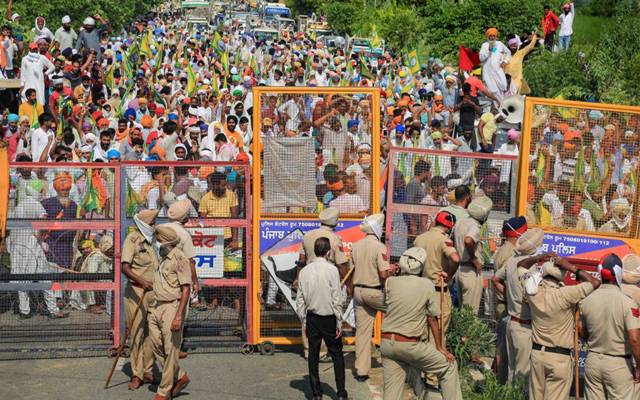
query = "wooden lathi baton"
xmin=104 ymin=290 xmax=147 ymax=389
xmin=440 ymin=276 xmax=445 ymax=348
xmin=574 ymin=307 xmax=580 ymax=399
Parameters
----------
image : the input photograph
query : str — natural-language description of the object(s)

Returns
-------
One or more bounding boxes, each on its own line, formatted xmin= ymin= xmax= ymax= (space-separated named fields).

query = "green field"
xmin=572 ymin=14 xmax=614 ymax=47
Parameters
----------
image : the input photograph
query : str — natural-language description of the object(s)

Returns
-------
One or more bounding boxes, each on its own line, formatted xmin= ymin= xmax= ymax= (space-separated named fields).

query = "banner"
xmin=189 ymin=227 xmax=225 ymax=278
xmin=260 ymin=219 xmax=365 ymax=257
xmin=542 ymin=233 xmax=634 ymax=260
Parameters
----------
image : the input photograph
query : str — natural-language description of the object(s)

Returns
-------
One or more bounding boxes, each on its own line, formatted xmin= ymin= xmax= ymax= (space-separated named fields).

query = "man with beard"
xmin=76 ymin=15 xmax=110 ymax=60
xmin=54 ymin=15 xmax=77 ymax=52
xmin=93 ymin=130 xmax=114 ymax=161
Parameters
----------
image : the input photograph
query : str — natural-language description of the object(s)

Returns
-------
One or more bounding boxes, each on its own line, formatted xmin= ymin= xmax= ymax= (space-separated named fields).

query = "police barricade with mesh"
xmin=251 ymin=87 xmax=381 ymax=347
xmin=121 ymin=161 xmax=252 ymax=353
xmin=518 ymin=97 xmax=640 ymax=240
xmin=0 ymin=163 xmax=121 ymax=360
xmin=384 ymin=147 xmax=518 ymax=329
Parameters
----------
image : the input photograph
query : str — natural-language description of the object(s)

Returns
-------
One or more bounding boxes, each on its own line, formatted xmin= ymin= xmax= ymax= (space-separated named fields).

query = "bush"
xmin=523 ymin=48 xmax=593 ymax=100
xmin=446 ymin=305 xmax=495 ymax=369
xmin=462 ymin=369 xmax=527 ymax=400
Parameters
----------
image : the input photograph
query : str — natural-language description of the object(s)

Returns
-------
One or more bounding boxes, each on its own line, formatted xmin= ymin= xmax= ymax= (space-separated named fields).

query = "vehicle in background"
xmin=274 ymin=16 xmax=295 ymax=31
xmin=181 ymin=0 xmax=213 ymax=25
xmin=252 ymin=26 xmax=279 ymax=42
xmin=264 ymin=2 xmax=291 ymax=18
xmin=348 ymin=36 xmax=384 ymax=58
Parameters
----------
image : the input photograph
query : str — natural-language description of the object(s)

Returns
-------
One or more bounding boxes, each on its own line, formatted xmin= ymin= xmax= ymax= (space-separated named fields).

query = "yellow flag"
xmin=407 ymin=49 xmax=420 ymax=74
xmin=371 ymin=25 xmax=381 ymax=48
xmin=187 ymin=62 xmax=197 ymax=96
xmin=140 ymin=29 xmax=153 ymax=59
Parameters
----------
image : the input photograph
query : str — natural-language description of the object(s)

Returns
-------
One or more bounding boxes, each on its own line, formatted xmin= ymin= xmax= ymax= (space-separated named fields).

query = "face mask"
xmin=159 ymin=243 xmax=172 ymax=258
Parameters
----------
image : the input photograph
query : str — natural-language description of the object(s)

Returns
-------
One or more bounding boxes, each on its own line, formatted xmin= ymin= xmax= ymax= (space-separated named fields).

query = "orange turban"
xmin=327 ymin=180 xmax=344 ymax=191
xmin=150 ymin=145 xmax=166 ymax=160
xmin=486 ymin=28 xmax=498 ymax=38
xmin=53 ymin=172 xmax=73 ymax=192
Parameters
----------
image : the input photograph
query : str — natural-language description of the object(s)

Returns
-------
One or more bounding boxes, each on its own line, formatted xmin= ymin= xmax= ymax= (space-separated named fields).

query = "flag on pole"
xmin=187 ymin=62 xmax=197 ymax=96
xmin=458 ymin=45 xmax=480 ymax=72
xmin=371 ymin=25 xmax=381 ymax=49
xmin=359 ymin=55 xmax=373 ymax=80
xmin=140 ymin=29 xmax=153 ymax=59
xmin=221 ymin=51 xmax=230 ymax=75
xmin=406 ymin=49 xmax=420 ymax=74
xmin=105 ymin=65 xmax=115 ymax=91
xmin=212 ymin=31 xmax=223 ymax=54
xmin=78 ymin=169 xmax=109 ymax=216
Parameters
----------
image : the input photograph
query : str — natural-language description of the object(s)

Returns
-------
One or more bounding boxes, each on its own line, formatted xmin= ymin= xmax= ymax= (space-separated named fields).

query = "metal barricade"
xmin=384 ymin=147 xmax=519 ymax=328
xmin=120 ymin=161 xmax=253 ymax=353
xmin=251 ymin=87 xmax=382 ymax=346
xmin=0 ymin=163 xmax=121 ymax=360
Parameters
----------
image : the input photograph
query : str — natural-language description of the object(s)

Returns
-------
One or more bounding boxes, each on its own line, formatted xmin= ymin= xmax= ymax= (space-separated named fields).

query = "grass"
xmin=572 ymin=15 xmax=615 ymax=48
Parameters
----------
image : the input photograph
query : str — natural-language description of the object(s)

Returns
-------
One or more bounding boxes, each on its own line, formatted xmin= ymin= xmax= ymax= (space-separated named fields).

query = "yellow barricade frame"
xmin=251 ymin=87 xmax=382 ymax=345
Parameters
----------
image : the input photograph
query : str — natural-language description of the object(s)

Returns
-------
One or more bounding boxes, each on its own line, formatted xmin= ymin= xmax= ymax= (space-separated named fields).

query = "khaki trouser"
xmin=148 ymin=300 xmax=187 ymax=397
xmin=529 ymin=349 xmax=573 ymax=400
xmin=380 ymin=338 xmax=462 ymax=400
xmin=585 ymin=352 xmax=635 ymax=400
xmin=354 ymin=287 xmax=385 ymax=376
xmin=124 ymin=284 xmax=155 ymax=380
xmin=425 ymin=291 xmax=452 ymax=386
xmin=506 ymin=318 xmax=532 ymax=384
xmin=456 ymin=265 xmax=483 ymax=314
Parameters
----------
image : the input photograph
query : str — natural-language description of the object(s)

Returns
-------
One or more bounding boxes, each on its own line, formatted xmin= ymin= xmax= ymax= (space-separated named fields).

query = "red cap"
xmin=435 ymin=211 xmax=456 ymax=229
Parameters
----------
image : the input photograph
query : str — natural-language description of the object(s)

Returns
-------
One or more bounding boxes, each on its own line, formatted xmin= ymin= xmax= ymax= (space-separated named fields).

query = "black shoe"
xmin=354 ymin=374 xmax=369 ymax=382
xmin=18 ymin=313 xmax=32 ymax=320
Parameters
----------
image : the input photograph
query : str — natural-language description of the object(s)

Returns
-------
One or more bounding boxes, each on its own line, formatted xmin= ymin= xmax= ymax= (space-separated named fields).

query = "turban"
xmin=508 ymin=38 xmax=519 ymax=46
xmin=319 ymin=207 xmax=339 ymax=227
xmin=598 ymin=254 xmax=623 ymax=285
xmin=141 ymin=115 xmax=154 ymax=128
xmin=236 ymin=152 xmax=250 ymax=163
xmin=99 ymin=235 xmax=114 ymax=253
xmin=81 ymin=239 xmax=95 ymax=250
xmin=167 ymin=199 xmax=191 ymax=222
xmin=149 ymin=144 xmax=166 ymax=160
xmin=622 ymin=254 xmax=640 ymax=284
xmin=399 ymin=247 xmax=427 ymax=275
xmin=138 ymin=97 xmax=148 ymax=105
xmin=97 ymin=118 xmax=110 ymax=128
xmin=503 ymin=216 xmax=528 ymax=238
xmin=136 ymin=209 xmax=159 ymax=225
xmin=431 ymin=131 xmax=443 ymax=140
xmin=360 ymin=213 xmax=385 ymax=239
xmin=124 ymin=108 xmax=136 ymax=120
xmin=155 ymin=225 xmax=178 ymax=243
xmin=106 ymin=149 xmax=121 ymax=160
xmin=53 ymin=172 xmax=73 ymax=192
xmin=7 ymin=113 xmax=19 ymax=123
xmin=468 ymin=196 xmax=493 ymax=222
xmin=516 ymin=228 xmax=544 ymax=256
xmin=486 ymin=28 xmax=498 ymax=38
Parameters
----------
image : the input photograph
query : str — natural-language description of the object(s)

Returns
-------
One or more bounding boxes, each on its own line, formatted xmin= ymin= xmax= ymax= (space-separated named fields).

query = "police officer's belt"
xmin=381 ymin=332 xmax=420 ymax=342
xmin=354 ymin=284 xmax=382 ymax=290
xmin=510 ymin=316 xmax=531 ymax=325
xmin=532 ymin=343 xmax=571 ymax=356
xmin=590 ymin=351 xmax=632 ymax=359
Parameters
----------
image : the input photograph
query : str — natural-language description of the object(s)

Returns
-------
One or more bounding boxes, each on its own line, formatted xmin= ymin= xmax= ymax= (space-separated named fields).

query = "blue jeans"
xmin=559 ymin=35 xmax=571 ymax=51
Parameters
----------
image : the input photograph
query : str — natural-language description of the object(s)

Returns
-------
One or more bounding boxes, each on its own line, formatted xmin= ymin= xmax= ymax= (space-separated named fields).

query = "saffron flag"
xmin=459 ymin=45 xmax=480 ymax=72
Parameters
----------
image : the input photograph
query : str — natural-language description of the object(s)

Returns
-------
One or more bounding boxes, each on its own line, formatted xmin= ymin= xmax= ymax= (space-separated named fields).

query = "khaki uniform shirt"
xmin=495 ymin=255 xmax=531 ymax=320
xmin=580 ymin=284 xmax=640 ymax=356
xmin=492 ymin=240 xmax=517 ymax=302
xmin=160 ymin=222 xmax=196 ymax=259
xmin=299 ymin=225 xmax=349 ymax=265
xmin=414 ymin=226 xmax=457 ymax=285
xmin=453 ymin=217 xmax=483 ymax=264
xmin=527 ymin=280 xmax=595 ymax=349
xmin=440 ymin=204 xmax=470 ymax=224
xmin=153 ymin=247 xmax=192 ymax=302
xmin=121 ymin=229 xmax=160 ymax=283
xmin=622 ymin=283 xmax=640 ymax=305
xmin=382 ymin=275 xmax=440 ymax=338
xmin=351 ymin=234 xmax=389 ymax=287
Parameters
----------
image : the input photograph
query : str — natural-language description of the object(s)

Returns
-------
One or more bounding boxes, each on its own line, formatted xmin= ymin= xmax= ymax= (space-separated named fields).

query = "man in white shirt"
xmin=296 ymin=237 xmax=348 ymax=400
xmin=54 ymin=15 xmax=77 ymax=52
xmin=558 ymin=2 xmax=575 ymax=51
xmin=30 ymin=112 xmax=55 ymax=162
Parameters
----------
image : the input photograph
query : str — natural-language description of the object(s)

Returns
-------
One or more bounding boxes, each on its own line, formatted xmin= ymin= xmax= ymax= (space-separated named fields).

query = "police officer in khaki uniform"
xmin=454 ymin=196 xmax=492 ymax=314
xmin=580 ymin=253 xmax=640 ymax=400
xmin=352 ymin=213 xmax=391 ymax=381
xmin=122 ymin=209 xmax=160 ymax=390
xmin=491 ymin=216 xmax=528 ymax=383
xmin=159 ymin=199 xmax=199 ymax=359
xmin=622 ymin=254 xmax=640 ymax=305
xmin=493 ymin=228 xmax=546 ymax=385
xmin=148 ymin=226 xmax=192 ymax=400
xmin=414 ymin=211 xmax=460 ymax=337
xmin=296 ymin=207 xmax=350 ymax=359
xmin=523 ymin=255 xmax=600 ymax=400
xmin=380 ymin=247 xmax=462 ymax=400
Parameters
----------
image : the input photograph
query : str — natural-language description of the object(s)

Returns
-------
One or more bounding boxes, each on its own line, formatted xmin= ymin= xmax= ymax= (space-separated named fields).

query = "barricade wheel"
xmin=241 ymin=343 xmax=254 ymax=355
xmin=260 ymin=341 xmax=275 ymax=356
xmin=107 ymin=347 xmax=118 ymax=358
xmin=121 ymin=348 xmax=130 ymax=358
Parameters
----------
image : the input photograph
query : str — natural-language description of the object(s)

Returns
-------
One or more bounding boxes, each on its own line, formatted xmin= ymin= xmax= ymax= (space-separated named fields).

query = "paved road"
xmin=0 ymin=347 xmax=384 ymax=400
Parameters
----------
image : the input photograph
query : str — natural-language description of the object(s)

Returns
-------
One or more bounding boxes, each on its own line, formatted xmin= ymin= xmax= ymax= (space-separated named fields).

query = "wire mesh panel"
xmin=521 ymin=99 xmax=640 ymax=237
xmin=121 ymin=161 xmax=253 ymax=350
xmin=251 ymin=87 xmax=381 ymax=345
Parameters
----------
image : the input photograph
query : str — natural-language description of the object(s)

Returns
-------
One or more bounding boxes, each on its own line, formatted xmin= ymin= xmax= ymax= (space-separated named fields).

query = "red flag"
xmin=459 ymin=45 xmax=480 ymax=72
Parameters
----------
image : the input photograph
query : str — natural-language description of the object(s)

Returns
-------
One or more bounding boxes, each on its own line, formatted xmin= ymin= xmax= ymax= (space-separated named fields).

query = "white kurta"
xmin=479 ymin=41 xmax=511 ymax=102
xmin=20 ymin=53 xmax=54 ymax=105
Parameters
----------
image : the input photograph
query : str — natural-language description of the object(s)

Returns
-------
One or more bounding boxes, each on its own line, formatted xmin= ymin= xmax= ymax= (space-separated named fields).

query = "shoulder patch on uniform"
xmin=632 ymin=308 xmax=639 ymax=318
xmin=382 ymin=251 xmax=389 ymax=262
xmin=178 ymin=260 xmax=188 ymax=273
